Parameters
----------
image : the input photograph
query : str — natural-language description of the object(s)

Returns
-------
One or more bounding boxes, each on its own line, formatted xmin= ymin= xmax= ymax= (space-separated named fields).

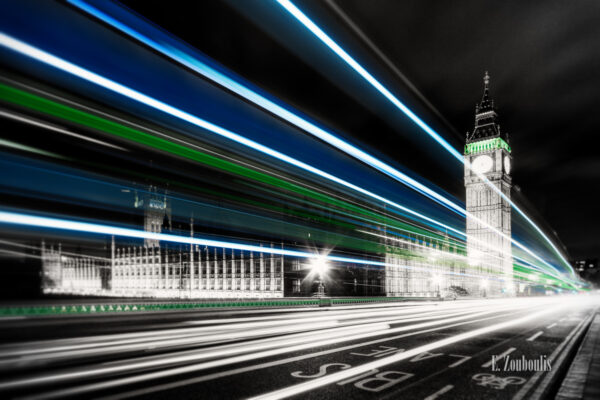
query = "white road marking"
xmin=375 ymin=349 xmax=404 ymax=358
xmin=351 ymin=346 xmax=396 ymax=357
xmin=336 ymin=369 xmax=378 ymax=385
xmin=410 ymin=351 xmax=443 ymax=363
xmin=482 ymin=347 xmax=516 ymax=368
xmin=527 ymin=331 xmax=544 ymax=341
xmin=547 ymin=323 xmax=557 ymax=329
xmin=354 ymin=371 xmax=413 ymax=392
xmin=291 ymin=363 xmax=350 ymax=379
xmin=513 ymin=314 xmax=593 ymax=400
xmin=448 ymin=354 xmax=471 ymax=368
xmin=424 ymin=384 xmax=454 ymax=400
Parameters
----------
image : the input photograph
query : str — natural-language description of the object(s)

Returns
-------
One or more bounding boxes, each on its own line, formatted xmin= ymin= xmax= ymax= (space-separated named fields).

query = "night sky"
xmin=122 ymin=0 xmax=599 ymax=259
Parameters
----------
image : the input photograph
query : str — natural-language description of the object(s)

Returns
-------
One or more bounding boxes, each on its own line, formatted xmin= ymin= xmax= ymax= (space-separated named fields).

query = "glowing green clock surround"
xmin=464 ymin=137 xmax=511 ymax=155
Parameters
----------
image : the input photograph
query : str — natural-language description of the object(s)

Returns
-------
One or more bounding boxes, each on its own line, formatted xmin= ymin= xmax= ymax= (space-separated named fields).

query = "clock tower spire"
xmin=464 ymin=72 xmax=513 ymax=297
xmin=467 ymin=71 xmax=508 ymax=144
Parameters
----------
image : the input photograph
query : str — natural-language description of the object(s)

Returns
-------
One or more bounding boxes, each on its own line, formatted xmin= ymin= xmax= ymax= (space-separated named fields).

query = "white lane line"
xmin=547 ymin=323 xmax=557 ymax=329
xmin=481 ymin=347 xmax=516 ymax=368
xmin=3 ymin=308 xmax=488 ymax=368
xmin=513 ymin=313 xmax=593 ymax=400
xmin=3 ymin=302 xmax=469 ymax=352
xmin=424 ymin=384 xmax=454 ymax=400
xmin=527 ymin=331 xmax=544 ymax=342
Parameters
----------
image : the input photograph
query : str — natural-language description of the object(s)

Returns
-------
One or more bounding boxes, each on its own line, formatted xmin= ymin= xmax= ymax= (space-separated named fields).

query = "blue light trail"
xmin=66 ymin=0 xmax=464 ymax=217
xmin=0 ymin=31 xmax=567 ymax=277
xmin=62 ymin=2 xmax=569 ymax=276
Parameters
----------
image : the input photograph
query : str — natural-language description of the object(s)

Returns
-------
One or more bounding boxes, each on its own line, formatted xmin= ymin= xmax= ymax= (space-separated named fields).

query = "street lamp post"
xmin=309 ymin=256 xmax=329 ymax=297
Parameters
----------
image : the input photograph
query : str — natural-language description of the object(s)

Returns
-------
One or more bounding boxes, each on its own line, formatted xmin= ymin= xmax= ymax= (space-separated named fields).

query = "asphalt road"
xmin=0 ymin=296 xmax=597 ymax=400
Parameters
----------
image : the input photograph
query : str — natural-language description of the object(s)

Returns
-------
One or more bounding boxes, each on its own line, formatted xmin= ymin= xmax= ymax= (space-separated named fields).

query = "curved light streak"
xmin=272 ymin=0 xmax=464 ymax=162
xmin=274 ymin=0 xmax=574 ymax=274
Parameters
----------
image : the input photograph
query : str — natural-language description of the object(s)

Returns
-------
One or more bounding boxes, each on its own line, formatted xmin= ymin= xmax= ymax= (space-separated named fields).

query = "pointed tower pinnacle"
xmin=478 ymin=71 xmax=494 ymax=112
xmin=466 ymin=71 xmax=508 ymax=143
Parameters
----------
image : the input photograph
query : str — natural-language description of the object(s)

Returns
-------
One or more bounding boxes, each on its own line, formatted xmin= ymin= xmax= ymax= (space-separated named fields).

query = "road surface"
xmin=0 ymin=296 xmax=597 ymax=399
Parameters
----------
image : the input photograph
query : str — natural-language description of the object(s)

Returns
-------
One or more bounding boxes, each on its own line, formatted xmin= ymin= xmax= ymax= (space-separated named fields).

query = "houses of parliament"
xmin=41 ymin=73 xmax=515 ymax=299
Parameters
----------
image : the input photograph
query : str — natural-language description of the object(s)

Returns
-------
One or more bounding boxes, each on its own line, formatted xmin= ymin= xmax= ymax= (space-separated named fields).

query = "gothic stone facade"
xmin=43 ymin=240 xmax=284 ymax=298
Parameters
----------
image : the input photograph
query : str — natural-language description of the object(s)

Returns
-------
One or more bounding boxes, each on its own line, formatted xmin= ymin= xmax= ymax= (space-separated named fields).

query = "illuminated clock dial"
xmin=504 ymin=156 xmax=511 ymax=174
xmin=472 ymin=155 xmax=493 ymax=174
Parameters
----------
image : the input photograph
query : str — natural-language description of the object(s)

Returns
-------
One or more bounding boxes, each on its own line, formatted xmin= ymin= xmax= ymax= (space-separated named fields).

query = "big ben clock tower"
xmin=464 ymin=72 xmax=513 ymax=296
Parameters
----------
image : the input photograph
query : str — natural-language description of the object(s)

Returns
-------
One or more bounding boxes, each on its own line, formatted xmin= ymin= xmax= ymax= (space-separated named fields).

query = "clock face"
xmin=504 ymin=156 xmax=511 ymax=174
xmin=472 ymin=155 xmax=493 ymax=174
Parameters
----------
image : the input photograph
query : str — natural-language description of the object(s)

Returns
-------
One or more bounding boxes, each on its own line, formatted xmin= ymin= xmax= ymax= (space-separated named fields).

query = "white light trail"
xmin=0 ymin=210 xmax=302 ymax=258
xmin=0 ymin=138 xmax=61 ymax=158
xmin=274 ymin=0 xmax=463 ymax=161
xmin=1 ymin=303 xmax=472 ymax=359
xmin=0 ymin=109 xmax=127 ymax=151
xmin=0 ymin=322 xmax=386 ymax=391
xmin=1 ymin=300 xmax=541 ymax=397
xmin=1 ymin=304 xmax=505 ymax=385
xmin=0 ymin=301 xmax=473 ymax=360
xmin=0 ymin=320 xmax=340 ymax=361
